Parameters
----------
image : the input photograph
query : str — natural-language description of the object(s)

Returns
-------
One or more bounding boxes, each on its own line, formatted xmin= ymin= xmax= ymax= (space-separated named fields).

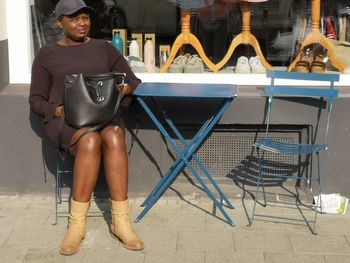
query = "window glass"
xmin=31 ymin=0 xmax=350 ymax=72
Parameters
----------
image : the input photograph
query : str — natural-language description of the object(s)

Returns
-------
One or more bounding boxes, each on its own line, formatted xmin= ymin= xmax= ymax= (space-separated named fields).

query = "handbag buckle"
xmin=96 ymin=81 xmax=105 ymax=102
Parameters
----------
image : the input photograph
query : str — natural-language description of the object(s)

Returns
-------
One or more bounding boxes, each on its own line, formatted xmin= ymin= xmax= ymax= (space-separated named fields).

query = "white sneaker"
xmin=235 ymin=56 xmax=250 ymax=73
xmin=249 ymin=56 xmax=266 ymax=74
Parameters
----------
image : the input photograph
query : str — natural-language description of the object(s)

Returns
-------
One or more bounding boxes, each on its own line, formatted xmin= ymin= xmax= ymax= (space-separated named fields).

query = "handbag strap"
xmin=58 ymin=76 xmax=126 ymax=158
xmin=84 ymin=71 xmax=125 ymax=79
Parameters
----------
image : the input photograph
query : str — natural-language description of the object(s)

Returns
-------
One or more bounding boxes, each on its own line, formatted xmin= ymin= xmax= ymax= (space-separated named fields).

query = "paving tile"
xmin=177 ymin=230 xmax=234 ymax=252
xmin=234 ymin=231 xmax=293 ymax=253
xmin=179 ymin=201 xmax=222 ymax=214
xmin=137 ymin=201 xmax=182 ymax=213
xmin=139 ymin=230 xmax=178 ymax=252
xmin=82 ymin=222 xmax=120 ymax=249
xmin=82 ymin=248 xmax=144 ymax=263
xmin=1 ymin=194 xmax=350 ymax=263
xmin=265 ymin=252 xmax=326 ymax=263
xmin=148 ymin=211 xmax=206 ymax=231
xmin=0 ymin=223 xmax=13 ymax=247
xmin=3 ymin=224 xmax=66 ymax=249
xmin=250 ymin=202 xmax=292 ymax=216
xmin=22 ymin=248 xmax=86 ymax=263
xmin=290 ymin=233 xmax=350 ymax=254
xmin=0 ymin=247 xmax=27 ymax=263
xmin=317 ymin=215 xmax=350 ymax=234
xmin=130 ymin=212 xmax=156 ymax=231
xmin=346 ymin=234 xmax=350 ymax=245
xmin=0 ymin=196 xmax=32 ymax=209
xmin=324 ymin=254 xmax=350 ymax=263
xmin=259 ymin=219 xmax=315 ymax=234
xmin=0 ymin=195 xmax=9 ymax=201
xmin=16 ymin=205 xmax=53 ymax=227
xmin=205 ymin=213 xmax=238 ymax=232
xmin=204 ymin=203 xmax=262 ymax=231
xmin=0 ymin=201 xmax=33 ymax=224
xmin=205 ymin=251 xmax=265 ymax=263
xmin=144 ymin=251 xmax=205 ymax=263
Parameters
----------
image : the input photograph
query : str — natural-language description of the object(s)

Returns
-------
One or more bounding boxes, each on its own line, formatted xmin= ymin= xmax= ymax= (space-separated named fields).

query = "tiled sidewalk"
xmin=0 ymin=194 xmax=349 ymax=263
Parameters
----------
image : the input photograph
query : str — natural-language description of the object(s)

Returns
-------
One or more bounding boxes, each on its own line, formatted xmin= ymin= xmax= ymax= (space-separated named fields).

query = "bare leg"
xmin=69 ymin=130 xmax=102 ymax=202
xmin=100 ymin=125 xmax=144 ymax=250
xmin=100 ymin=126 xmax=128 ymax=201
xmin=59 ymin=130 xmax=102 ymax=255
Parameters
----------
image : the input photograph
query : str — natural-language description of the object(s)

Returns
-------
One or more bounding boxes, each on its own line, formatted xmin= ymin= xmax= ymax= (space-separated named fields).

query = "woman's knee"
xmin=77 ymin=132 xmax=102 ymax=154
xmin=101 ymin=126 xmax=126 ymax=150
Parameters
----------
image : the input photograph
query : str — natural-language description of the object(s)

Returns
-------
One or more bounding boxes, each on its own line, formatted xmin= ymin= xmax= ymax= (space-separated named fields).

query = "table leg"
xmin=141 ymin=117 xmax=212 ymax=207
xmin=135 ymin=98 xmax=235 ymax=226
xmin=162 ymin=107 xmax=234 ymax=209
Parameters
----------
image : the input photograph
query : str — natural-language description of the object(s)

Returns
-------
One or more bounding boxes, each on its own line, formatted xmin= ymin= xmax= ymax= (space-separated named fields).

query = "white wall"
xmin=0 ymin=0 xmax=7 ymax=41
xmin=6 ymin=0 xmax=33 ymax=83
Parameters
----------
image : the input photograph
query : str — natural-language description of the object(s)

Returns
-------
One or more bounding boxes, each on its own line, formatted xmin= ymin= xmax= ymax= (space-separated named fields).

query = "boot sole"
xmin=59 ymin=248 xmax=80 ymax=256
xmin=59 ymin=236 xmax=85 ymax=256
xmin=110 ymin=231 xmax=145 ymax=251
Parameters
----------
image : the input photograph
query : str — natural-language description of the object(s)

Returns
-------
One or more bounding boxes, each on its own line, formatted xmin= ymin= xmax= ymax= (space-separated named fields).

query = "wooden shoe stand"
xmin=160 ymin=1 xmax=271 ymax=73
xmin=159 ymin=9 xmax=217 ymax=73
xmin=288 ymin=0 xmax=345 ymax=72
xmin=216 ymin=0 xmax=272 ymax=71
xmin=161 ymin=0 xmax=344 ymax=73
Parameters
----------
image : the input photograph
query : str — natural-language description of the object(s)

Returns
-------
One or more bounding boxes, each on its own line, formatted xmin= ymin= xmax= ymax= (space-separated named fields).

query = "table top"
xmin=134 ymin=83 xmax=237 ymax=99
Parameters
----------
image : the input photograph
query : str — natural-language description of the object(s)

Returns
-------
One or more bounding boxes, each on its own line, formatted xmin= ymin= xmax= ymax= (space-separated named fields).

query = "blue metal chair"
xmin=53 ymin=152 xmax=110 ymax=225
xmin=53 ymin=151 xmax=74 ymax=225
xmin=249 ymin=71 xmax=339 ymax=234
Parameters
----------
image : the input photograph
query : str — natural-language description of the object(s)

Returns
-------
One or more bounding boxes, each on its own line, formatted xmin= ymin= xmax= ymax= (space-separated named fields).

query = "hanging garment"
xmin=325 ymin=17 xmax=336 ymax=40
xmin=166 ymin=0 xmax=214 ymax=9
xmin=338 ymin=16 xmax=346 ymax=42
xmin=222 ymin=0 xmax=268 ymax=2
xmin=346 ymin=17 xmax=350 ymax=43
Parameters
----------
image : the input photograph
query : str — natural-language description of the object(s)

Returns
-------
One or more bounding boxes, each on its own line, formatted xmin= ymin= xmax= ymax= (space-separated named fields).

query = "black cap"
xmin=54 ymin=0 xmax=95 ymax=17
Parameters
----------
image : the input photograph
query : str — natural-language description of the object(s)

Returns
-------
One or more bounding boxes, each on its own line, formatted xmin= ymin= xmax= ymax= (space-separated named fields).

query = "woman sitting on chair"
xmin=29 ymin=0 xmax=144 ymax=255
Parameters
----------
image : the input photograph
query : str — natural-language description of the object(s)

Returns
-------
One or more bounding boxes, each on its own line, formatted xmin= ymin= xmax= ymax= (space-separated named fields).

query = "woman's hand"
xmin=122 ymin=84 xmax=133 ymax=95
xmin=55 ymin=105 xmax=63 ymax=118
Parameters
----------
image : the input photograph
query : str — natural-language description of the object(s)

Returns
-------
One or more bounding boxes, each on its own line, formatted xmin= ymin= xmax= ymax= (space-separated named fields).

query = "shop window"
xmin=31 ymin=0 xmax=350 ymax=71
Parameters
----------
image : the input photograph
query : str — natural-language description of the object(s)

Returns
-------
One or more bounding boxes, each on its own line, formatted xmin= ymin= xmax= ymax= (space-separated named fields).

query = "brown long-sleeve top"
xmin=29 ymin=38 xmax=141 ymax=147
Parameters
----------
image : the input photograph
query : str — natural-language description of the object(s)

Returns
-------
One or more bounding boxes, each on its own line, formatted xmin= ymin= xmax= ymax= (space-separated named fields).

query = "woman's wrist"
xmin=55 ymin=105 xmax=63 ymax=118
xmin=122 ymin=84 xmax=133 ymax=95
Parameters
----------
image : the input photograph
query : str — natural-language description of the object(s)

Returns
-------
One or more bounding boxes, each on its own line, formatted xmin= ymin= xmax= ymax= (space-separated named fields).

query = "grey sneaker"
xmin=184 ymin=54 xmax=204 ymax=73
xmin=125 ymin=56 xmax=148 ymax=73
xmin=168 ymin=54 xmax=190 ymax=73
xmin=129 ymin=60 xmax=147 ymax=73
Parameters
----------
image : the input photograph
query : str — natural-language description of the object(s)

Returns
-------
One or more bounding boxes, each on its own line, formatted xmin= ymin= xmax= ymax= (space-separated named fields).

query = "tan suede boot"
xmin=59 ymin=199 xmax=90 ymax=255
xmin=110 ymin=199 xmax=144 ymax=250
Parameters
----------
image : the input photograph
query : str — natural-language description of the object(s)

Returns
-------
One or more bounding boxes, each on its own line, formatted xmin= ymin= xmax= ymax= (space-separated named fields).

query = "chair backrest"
xmin=264 ymin=71 xmax=339 ymax=144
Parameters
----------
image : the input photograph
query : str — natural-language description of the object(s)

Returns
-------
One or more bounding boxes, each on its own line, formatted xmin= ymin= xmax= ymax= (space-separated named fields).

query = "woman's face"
xmin=57 ymin=11 xmax=91 ymax=43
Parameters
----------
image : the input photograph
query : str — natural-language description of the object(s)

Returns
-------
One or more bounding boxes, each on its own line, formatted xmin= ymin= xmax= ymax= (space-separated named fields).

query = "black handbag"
xmin=64 ymin=71 xmax=126 ymax=128
xmin=58 ymin=71 xmax=126 ymax=155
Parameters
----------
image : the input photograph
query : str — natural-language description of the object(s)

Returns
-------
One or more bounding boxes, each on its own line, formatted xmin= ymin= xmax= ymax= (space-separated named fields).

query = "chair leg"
xmin=259 ymin=150 xmax=267 ymax=207
xmin=249 ymin=147 xmax=265 ymax=226
xmin=312 ymin=152 xmax=324 ymax=235
xmin=53 ymin=163 xmax=60 ymax=225
xmin=53 ymin=188 xmax=58 ymax=225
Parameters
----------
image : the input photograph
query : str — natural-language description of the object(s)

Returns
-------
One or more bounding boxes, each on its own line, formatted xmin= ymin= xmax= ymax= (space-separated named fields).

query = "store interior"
xmin=31 ymin=0 xmax=350 ymax=73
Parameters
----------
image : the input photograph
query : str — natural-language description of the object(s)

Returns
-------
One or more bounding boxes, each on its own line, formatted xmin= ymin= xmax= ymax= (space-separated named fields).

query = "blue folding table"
xmin=133 ymin=82 xmax=237 ymax=226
